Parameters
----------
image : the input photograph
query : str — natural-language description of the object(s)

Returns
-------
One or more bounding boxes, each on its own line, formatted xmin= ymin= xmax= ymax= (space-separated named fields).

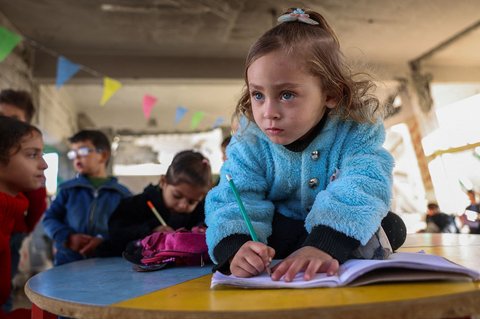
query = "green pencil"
xmin=226 ymin=174 xmax=271 ymax=275
xmin=226 ymin=174 xmax=259 ymax=242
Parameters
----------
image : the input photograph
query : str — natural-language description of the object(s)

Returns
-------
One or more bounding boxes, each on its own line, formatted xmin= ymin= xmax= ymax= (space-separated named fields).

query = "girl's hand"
xmin=230 ymin=241 xmax=275 ymax=277
xmin=271 ymin=246 xmax=339 ymax=282
xmin=153 ymin=225 xmax=174 ymax=233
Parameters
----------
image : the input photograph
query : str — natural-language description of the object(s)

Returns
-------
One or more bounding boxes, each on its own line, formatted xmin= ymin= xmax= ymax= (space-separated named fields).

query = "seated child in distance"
xmin=95 ymin=150 xmax=212 ymax=257
xmin=43 ymin=130 xmax=131 ymax=265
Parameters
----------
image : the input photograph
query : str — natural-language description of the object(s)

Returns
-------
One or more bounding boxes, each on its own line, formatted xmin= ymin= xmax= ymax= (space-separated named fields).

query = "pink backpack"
xmin=139 ymin=227 xmax=210 ymax=267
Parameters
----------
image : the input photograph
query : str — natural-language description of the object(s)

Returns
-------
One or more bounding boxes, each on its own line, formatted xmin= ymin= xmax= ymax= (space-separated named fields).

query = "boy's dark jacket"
xmin=42 ymin=174 xmax=131 ymax=265
xmin=96 ymin=184 xmax=205 ymax=257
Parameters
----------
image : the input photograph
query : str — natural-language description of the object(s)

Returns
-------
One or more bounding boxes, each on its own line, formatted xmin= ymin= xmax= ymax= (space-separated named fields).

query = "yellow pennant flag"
xmin=100 ymin=77 xmax=122 ymax=106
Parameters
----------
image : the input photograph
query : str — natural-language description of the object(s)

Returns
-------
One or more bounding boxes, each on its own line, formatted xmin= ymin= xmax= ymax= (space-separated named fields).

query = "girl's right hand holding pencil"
xmin=230 ymin=241 xmax=275 ymax=277
xmin=230 ymin=243 xmax=339 ymax=281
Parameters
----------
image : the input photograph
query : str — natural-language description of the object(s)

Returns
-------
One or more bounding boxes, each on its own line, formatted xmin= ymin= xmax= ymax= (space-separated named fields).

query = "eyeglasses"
xmin=67 ymin=147 xmax=100 ymax=160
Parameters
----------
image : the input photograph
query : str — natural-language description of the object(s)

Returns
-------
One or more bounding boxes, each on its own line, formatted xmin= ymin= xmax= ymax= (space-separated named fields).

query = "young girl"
xmin=205 ymin=8 xmax=406 ymax=282
xmin=0 ymin=115 xmax=48 ymax=317
xmin=95 ymin=150 xmax=212 ymax=256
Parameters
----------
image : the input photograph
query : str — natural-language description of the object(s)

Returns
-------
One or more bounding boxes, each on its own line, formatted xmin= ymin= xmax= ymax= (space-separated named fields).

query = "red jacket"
xmin=0 ymin=308 xmax=30 ymax=319
xmin=0 ymin=192 xmax=29 ymax=305
xmin=12 ymin=187 xmax=47 ymax=234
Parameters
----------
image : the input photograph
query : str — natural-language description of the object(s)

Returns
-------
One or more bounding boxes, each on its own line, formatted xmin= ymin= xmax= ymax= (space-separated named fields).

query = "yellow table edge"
xmin=109 ymin=274 xmax=480 ymax=319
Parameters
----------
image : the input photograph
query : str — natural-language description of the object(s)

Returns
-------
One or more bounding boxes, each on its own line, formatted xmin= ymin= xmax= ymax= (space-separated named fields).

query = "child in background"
xmin=0 ymin=90 xmax=35 ymax=122
xmin=463 ymin=190 xmax=480 ymax=233
xmin=206 ymin=8 xmax=406 ymax=282
xmin=221 ymin=136 xmax=231 ymax=162
xmin=95 ymin=150 xmax=212 ymax=257
xmin=43 ymin=130 xmax=131 ymax=265
xmin=423 ymin=203 xmax=458 ymax=233
xmin=0 ymin=116 xmax=48 ymax=318
xmin=0 ymin=89 xmax=48 ymax=313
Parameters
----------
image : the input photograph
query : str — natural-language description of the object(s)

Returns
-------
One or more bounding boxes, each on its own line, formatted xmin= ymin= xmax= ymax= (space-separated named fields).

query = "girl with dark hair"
xmin=0 ymin=116 xmax=47 ymax=318
xmin=96 ymin=150 xmax=212 ymax=257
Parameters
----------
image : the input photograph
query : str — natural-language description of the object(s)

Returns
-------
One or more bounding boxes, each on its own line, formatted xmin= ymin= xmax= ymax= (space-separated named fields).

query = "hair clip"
xmin=277 ymin=8 xmax=319 ymax=25
xmin=202 ymin=158 xmax=210 ymax=166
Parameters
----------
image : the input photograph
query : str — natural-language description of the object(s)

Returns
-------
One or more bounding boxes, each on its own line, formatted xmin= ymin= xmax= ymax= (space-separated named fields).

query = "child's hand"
xmin=79 ymin=236 xmax=103 ymax=256
xmin=230 ymin=241 xmax=275 ymax=277
xmin=192 ymin=225 xmax=207 ymax=233
xmin=271 ymin=246 xmax=339 ymax=282
xmin=153 ymin=225 xmax=174 ymax=233
xmin=67 ymin=233 xmax=92 ymax=252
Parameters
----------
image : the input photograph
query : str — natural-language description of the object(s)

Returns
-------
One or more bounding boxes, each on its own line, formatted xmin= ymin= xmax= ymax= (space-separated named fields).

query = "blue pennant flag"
xmin=56 ymin=56 xmax=80 ymax=88
xmin=212 ymin=116 xmax=224 ymax=128
xmin=175 ymin=106 xmax=188 ymax=124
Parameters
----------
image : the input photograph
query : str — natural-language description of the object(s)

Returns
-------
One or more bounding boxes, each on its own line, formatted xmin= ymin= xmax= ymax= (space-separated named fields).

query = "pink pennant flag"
xmin=142 ymin=94 xmax=157 ymax=119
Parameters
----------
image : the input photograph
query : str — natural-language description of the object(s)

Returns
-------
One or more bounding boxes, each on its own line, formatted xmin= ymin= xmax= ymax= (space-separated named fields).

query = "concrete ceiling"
xmin=0 ymin=0 xmax=479 ymax=133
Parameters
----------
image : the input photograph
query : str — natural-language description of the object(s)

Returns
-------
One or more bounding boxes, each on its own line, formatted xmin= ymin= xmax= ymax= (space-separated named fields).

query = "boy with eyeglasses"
xmin=43 ymin=130 xmax=131 ymax=265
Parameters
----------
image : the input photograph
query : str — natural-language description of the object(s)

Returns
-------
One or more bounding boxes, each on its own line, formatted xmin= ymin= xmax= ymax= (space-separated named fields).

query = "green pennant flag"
xmin=190 ymin=111 xmax=205 ymax=130
xmin=0 ymin=27 xmax=21 ymax=62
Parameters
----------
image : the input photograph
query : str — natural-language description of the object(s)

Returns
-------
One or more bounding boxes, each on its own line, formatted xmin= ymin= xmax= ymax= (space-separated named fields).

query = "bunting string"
xmin=0 ymin=26 xmax=226 ymax=130
xmin=21 ymin=35 xmax=103 ymax=78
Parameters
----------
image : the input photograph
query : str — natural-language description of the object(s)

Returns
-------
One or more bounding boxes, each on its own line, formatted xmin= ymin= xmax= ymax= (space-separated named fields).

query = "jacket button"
xmin=308 ymin=178 xmax=319 ymax=189
xmin=311 ymin=150 xmax=320 ymax=160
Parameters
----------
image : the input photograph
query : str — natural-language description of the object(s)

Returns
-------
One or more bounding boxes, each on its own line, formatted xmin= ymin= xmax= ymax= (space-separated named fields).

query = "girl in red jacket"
xmin=0 ymin=116 xmax=48 ymax=319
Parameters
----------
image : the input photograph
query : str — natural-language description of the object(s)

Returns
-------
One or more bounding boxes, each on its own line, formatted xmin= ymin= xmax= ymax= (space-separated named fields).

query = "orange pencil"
xmin=146 ymin=200 xmax=168 ymax=227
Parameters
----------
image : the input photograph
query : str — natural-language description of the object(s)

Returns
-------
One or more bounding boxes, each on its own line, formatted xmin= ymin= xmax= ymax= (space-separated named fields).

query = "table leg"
xmin=31 ymin=304 xmax=56 ymax=319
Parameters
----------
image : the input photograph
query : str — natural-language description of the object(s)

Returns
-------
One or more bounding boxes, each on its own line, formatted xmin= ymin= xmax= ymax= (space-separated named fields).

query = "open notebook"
xmin=211 ymin=252 xmax=480 ymax=289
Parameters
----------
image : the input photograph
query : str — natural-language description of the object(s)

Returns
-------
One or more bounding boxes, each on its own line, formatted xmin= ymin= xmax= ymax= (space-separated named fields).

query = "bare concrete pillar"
xmin=405 ymin=64 xmax=439 ymax=201
xmin=404 ymin=116 xmax=435 ymax=200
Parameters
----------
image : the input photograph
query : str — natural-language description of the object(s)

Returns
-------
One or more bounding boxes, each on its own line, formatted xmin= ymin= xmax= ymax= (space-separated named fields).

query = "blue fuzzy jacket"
xmin=206 ymin=116 xmax=394 ymax=263
xmin=43 ymin=174 xmax=131 ymax=265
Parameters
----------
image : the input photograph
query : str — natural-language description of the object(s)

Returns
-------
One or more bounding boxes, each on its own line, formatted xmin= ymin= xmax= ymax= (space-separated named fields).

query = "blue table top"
xmin=26 ymin=257 xmax=212 ymax=306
